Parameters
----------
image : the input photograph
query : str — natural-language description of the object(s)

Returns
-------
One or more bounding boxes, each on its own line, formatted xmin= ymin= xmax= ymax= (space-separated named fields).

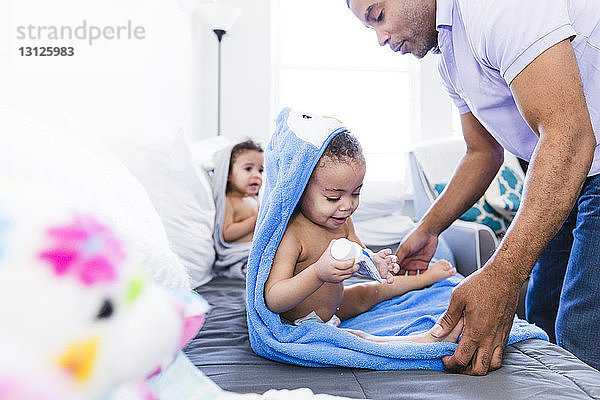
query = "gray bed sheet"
xmin=185 ymin=277 xmax=600 ymax=399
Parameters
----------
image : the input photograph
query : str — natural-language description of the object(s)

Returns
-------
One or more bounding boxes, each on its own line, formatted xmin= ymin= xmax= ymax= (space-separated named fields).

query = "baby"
xmin=264 ymin=131 xmax=462 ymax=343
xmin=222 ymin=139 xmax=264 ymax=243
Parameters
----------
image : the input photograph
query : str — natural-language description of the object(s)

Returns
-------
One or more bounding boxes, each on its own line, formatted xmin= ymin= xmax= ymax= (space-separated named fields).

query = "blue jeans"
xmin=526 ymin=173 xmax=600 ymax=370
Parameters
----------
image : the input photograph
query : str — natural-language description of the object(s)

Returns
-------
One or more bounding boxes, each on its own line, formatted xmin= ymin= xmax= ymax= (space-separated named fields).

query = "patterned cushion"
xmin=433 ymin=165 xmax=523 ymax=236
xmin=484 ymin=165 xmax=524 ymax=221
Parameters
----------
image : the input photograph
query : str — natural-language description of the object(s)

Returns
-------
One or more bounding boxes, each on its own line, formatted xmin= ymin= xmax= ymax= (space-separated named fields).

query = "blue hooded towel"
xmin=246 ymin=108 xmax=548 ymax=370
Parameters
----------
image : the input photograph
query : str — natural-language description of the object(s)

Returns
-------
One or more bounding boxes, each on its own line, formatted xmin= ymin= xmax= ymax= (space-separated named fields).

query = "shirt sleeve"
xmin=437 ymin=55 xmax=471 ymax=114
xmin=460 ymin=0 xmax=576 ymax=84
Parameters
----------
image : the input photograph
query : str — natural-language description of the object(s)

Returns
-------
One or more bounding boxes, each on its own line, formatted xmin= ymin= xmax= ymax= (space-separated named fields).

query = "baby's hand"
xmin=372 ymin=248 xmax=400 ymax=284
xmin=313 ymin=240 xmax=359 ymax=283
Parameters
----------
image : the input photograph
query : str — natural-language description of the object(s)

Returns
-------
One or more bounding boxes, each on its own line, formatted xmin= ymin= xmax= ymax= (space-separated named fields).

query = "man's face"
xmin=348 ymin=0 xmax=437 ymax=59
xmin=299 ymin=159 xmax=365 ymax=231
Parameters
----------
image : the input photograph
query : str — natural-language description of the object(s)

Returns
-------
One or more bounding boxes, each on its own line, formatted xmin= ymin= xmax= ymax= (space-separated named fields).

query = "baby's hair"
xmin=318 ymin=130 xmax=365 ymax=167
xmin=227 ymin=139 xmax=264 ymax=192
xmin=230 ymin=139 xmax=263 ymax=166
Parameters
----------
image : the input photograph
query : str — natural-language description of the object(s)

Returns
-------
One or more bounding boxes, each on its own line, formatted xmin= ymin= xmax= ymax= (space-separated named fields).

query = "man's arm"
xmin=395 ymin=112 xmax=504 ymax=272
xmin=437 ymin=39 xmax=596 ymax=375
xmin=420 ymin=112 xmax=505 ymax=236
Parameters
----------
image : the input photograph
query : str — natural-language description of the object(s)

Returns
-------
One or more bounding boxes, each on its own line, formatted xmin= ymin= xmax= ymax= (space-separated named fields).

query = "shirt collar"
xmin=436 ymin=0 xmax=453 ymax=30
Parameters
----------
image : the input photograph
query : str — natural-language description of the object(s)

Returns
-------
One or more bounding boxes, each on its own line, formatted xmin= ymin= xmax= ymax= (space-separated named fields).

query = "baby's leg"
xmin=345 ymin=318 xmax=464 ymax=344
xmin=338 ymin=261 xmax=456 ymax=321
xmin=380 ymin=259 xmax=456 ymax=300
xmin=417 ymin=259 xmax=456 ymax=286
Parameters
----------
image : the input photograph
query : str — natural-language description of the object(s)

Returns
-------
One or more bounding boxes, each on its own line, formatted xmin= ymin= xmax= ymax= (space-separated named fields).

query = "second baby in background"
xmin=223 ymin=139 xmax=264 ymax=243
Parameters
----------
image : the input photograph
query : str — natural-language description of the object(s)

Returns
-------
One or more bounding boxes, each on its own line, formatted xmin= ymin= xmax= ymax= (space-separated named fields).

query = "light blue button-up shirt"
xmin=436 ymin=0 xmax=600 ymax=176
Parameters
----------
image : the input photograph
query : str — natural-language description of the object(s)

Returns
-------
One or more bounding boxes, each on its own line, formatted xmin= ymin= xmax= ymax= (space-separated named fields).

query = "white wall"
xmin=0 ymin=0 xmax=205 ymax=143
xmin=196 ymin=0 xmax=271 ymax=144
xmin=0 ymin=0 xmax=447 ymax=148
xmin=416 ymin=53 xmax=454 ymax=142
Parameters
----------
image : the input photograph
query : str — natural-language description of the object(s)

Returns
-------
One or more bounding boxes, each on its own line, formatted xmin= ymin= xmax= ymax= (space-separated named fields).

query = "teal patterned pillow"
xmin=433 ymin=183 xmax=508 ymax=235
xmin=484 ymin=165 xmax=523 ymax=221
xmin=433 ymin=165 xmax=523 ymax=236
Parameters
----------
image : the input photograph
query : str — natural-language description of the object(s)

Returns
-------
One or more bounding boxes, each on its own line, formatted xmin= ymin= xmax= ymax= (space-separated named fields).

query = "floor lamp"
xmin=197 ymin=2 xmax=242 ymax=136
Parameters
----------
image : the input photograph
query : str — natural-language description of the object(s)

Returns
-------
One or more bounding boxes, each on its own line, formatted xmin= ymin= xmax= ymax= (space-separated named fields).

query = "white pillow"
xmin=352 ymin=180 xmax=407 ymax=222
xmin=189 ymin=136 xmax=233 ymax=173
xmin=106 ymin=130 xmax=216 ymax=289
xmin=0 ymin=109 xmax=191 ymax=290
xmin=354 ymin=214 xmax=415 ymax=247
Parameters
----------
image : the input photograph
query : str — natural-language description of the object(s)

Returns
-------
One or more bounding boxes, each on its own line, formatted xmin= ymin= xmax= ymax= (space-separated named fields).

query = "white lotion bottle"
xmin=330 ymin=238 xmax=383 ymax=282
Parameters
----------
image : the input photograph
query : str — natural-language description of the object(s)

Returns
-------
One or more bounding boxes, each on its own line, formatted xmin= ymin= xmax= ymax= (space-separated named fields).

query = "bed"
xmin=185 ymin=276 xmax=600 ymax=400
xmin=7 ymin=109 xmax=597 ymax=399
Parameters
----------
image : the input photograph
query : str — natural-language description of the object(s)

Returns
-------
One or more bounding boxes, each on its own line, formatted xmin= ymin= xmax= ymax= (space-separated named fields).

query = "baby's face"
xmin=229 ymin=150 xmax=264 ymax=196
xmin=300 ymin=159 xmax=365 ymax=230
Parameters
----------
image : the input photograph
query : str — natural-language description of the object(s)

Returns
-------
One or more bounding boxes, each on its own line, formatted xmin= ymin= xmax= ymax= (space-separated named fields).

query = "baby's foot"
xmin=406 ymin=318 xmax=464 ymax=344
xmin=422 ymin=259 xmax=456 ymax=285
xmin=345 ymin=318 xmax=464 ymax=344
xmin=344 ymin=328 xmax=393 ymax=343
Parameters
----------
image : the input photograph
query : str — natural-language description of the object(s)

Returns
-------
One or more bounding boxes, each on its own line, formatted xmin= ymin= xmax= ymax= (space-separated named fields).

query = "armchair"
xmin=408 ymin=139 xmax=498 ymax=276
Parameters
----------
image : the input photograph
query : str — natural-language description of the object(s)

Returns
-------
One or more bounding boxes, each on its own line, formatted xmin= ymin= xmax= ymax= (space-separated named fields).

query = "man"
xmin=347 ymin=0 xmax=600 ymax=375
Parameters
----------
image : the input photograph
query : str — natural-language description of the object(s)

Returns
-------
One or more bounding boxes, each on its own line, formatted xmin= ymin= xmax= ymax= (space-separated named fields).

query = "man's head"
xmin=347 ymin=0 xmax=438 ymax=59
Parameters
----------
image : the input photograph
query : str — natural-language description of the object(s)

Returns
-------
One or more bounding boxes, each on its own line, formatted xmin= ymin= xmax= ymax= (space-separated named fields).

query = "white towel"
xmin=210 ymin=145 xmax=253 ymax=279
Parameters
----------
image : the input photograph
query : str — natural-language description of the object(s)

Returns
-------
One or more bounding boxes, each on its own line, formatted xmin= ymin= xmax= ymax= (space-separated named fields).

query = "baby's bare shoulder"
xmin=293 ymin=217 xmax=335 ymax=262
xmin=281 ymin=215 xmax=302 ymax=246
xmin=271 ymin=221 xmax=302 ymax=275
xmin=225 ymin=193 xmax=238 ymax=209
xmin=277 ymin=215 xmax=321 ymax=264
xmin=226 ymin=194 xmax=257 ymax=218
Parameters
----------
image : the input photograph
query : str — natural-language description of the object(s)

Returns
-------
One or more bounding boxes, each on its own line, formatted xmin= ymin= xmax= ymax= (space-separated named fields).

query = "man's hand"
xmin=432 ymin=262 xmax=522 ymax=375
xmin=395 ymin=227 xmax=438 ymax=275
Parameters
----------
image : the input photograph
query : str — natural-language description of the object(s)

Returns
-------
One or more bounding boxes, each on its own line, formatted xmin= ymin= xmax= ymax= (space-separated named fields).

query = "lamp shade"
xmin=197 ymin=2 xmax=242 ymax=31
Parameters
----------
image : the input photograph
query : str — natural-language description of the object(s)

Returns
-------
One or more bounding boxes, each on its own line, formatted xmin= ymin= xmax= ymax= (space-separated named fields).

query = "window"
xmin=272 ymin=0 xmax=420 ymax=182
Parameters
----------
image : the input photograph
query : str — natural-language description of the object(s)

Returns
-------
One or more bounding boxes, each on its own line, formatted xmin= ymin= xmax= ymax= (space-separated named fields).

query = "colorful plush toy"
xmin=0 ymin=181 xmax=355 ymax=400
xmin=0 ymin=182 xmax=208 ymax=400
